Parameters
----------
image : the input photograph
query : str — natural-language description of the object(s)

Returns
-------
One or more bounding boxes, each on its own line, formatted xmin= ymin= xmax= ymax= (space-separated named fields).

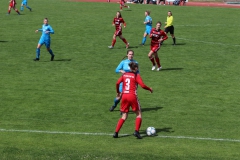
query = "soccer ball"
xmin=146 ymin=127 xmax=156 ymax=136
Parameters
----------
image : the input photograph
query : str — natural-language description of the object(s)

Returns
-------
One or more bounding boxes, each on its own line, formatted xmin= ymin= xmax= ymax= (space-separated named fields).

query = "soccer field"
xmin=0 ymin=0 xmax=240 ymax=159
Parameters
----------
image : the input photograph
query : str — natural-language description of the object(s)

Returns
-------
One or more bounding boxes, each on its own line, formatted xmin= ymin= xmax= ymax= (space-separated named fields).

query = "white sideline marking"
xmin=178 ymin=37 xmax=240 ymax=47
xmin=0 ymin=128 xmax=240 ymax=143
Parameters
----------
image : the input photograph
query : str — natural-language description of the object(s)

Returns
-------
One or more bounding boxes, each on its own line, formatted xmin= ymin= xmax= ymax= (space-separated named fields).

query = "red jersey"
xmin=112 ymin=17 xmax=126 ymax=31
xmin=150 ymin=28 xmax=168 ymax=45
xmin=116 ymin=72 xmax=152 ymax=95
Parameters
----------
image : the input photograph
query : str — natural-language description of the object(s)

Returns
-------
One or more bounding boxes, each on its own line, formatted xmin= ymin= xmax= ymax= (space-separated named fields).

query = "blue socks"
xmin=113 ymin=98 xmax=120 ymax=108
xmin=36 ymin=48 xmax=40 ymax=59
xmin=141 ymin=37 xmax=146 ymax=45
xmin=21 ymin=6 xmax=31 ymax=11
xmin=48 ymin=49 xmax=54 ymax=56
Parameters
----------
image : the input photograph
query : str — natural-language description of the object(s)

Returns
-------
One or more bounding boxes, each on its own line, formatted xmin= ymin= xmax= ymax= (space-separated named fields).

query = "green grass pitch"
xmin=0 ymin=0 xmax=240 ymax=159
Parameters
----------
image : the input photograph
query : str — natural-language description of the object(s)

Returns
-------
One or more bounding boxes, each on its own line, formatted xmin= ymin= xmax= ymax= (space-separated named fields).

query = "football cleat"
xmin=133 ymin=131 xmax=142 ymax=139
xmin=157 ymin=66 xmax=162 ymax=71
xmin=113 ymin=132 xmax=118 ymax=138
xmin=108 ymin=46 xmax=114 ymax=49
xmin=51 ymin=55 xmax=55 ymax=61
xmin=151 ymin=66 xmax=156 ymax=71
xmin=109 ymin=106 xmax=115 ymax=112
xmin=33 ymin=58 xmax=39 ymax=61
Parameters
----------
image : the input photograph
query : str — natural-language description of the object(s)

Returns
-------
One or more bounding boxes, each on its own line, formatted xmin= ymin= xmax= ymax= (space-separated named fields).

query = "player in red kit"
xmin=7 ymin=0 xmax=20 ymax=15
xmin=108 ymin=11 xmax=129 ymax=49
xmin=148 ymin=21 xmax=168 ymax=71
xmin=119 ymin=0 xmax=130 ymax=11
xmin=113 ymin=62 xmax=153 ymax=139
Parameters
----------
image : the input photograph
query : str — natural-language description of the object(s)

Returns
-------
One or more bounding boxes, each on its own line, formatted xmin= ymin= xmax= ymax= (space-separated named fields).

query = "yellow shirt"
xmin=166 ymin=16 xmax=173 ymax=27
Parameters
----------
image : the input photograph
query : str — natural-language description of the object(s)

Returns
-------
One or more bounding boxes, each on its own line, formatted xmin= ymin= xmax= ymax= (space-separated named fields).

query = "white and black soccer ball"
xmin=146 ymin=127 xmax=156 ymax=136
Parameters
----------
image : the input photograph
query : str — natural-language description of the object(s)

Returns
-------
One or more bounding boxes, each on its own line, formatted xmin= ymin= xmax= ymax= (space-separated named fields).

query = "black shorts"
xmin=165 ymin=25 xmax=174 ymax=34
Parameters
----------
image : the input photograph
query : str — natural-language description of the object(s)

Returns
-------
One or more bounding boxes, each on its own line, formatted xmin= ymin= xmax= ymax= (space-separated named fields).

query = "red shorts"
xmin=120 ymin=1 xmax=125 ymax=6
xmin=120 ymin=94 xmax=141 ymax=113
xmin=151 ymin=44 xmax=161 ymax=53
xmin=114 ymin=30 xmax=122 ymax=36
xmin=9 ymin=2 xmax=16 ymax=8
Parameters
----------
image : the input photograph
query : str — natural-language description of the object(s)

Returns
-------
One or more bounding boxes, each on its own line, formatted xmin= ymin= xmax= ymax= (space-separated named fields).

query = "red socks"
xmin=115 ymin=118 xmax=125 ymax=133
xmin=135 ymin=118 xmax=142 ymax=131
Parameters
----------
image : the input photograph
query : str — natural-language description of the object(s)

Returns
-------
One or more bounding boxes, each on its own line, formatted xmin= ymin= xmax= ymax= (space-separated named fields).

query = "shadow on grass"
xmin=162 ymin=42 xmax=186 ymax=46
xmin=0 ymin=41 xmax=8 ymax=42
xmin=54 ymin=59 xmax=72 ymax=61
xmin=142 ymin=106 xmax=163 ymax=112
xmin=161 ymin=68 xmax=183 ymax=71
xmin=111 ymin=106 xmax=162 ymax=114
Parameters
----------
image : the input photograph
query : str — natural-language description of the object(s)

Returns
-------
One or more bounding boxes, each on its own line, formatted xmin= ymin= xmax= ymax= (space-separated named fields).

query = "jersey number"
xmin=125 ymin=78 xmax=130 ymax=91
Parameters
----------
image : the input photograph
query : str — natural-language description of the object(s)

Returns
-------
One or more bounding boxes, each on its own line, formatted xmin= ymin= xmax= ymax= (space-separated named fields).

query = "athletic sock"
xmin=122 ymin=38 xmax=128 ymax=45
xmin=149 ymin=57 xmax=156 ymax=66
xmin=141 ymin=37 xmax=146 ymax=45
xmin=135 ymin=117 xmax=142 ymax=131
xmin=27 ymin=6 xmax=31 ymax=10
xmin=48 ymin=49 xmax=54 ymax=56
xmin=113 ymin=98 xmax=120 ymax=107
xmin=111 ymin=39 xmax=116 ymax=47
xmin=115 ymin=118 xmax=125 ymax=132
xmin=36 ymin=48 xmax=40 ymax=58
xmin=155 ymin=57 xmax=161 ymax=68
xmin=20 ymin=6 xmax=24 ymax=11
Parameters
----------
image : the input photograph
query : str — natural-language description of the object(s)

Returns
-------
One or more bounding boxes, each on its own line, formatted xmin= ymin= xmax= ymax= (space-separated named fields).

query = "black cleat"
xmin=139 ymin=43 xmax=144 ymax=46
xmin=133 ymin=131 xmax=142 ymax=139
xmin=33 ymin=58 xmax=39 ymax=61
xmin=113 ymin=132 xmax=118 ymax=138
xmin=109 ymin=106 xmax=115 ymax=112
xmin=51 ymin=55 xmax=54 ymax=61
xmin=30 ymin=8 xmax=32 ymax=12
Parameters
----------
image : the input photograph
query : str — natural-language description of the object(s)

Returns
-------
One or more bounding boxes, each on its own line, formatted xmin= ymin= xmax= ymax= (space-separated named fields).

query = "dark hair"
xmin=146 ymin=10 xmax=150 ymax=15
xmin=168 ymin=11 xmax=172 ymax=15
xmin=117 ymin=11 xmax=122 ymax=18
xmin=156 ymin=21 xmax=162 ymax=25
xmin=128 ymin=62 xmax=138 ymax=71
xmin=122 ymin=50 xmax=134 ymax=60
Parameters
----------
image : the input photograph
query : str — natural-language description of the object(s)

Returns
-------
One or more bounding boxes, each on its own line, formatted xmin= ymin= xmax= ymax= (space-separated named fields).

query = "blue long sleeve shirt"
xmin=38 ymin=24 xmax=54 ymax=41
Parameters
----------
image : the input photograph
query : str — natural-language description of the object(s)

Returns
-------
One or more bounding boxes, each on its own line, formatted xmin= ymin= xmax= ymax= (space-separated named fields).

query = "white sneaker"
xmin=128 ymin=6 xmax=130 ymax=8
xmin=157 ymin=66 xmax=162 ymax=71
xmin=151 ymin=66 xmax=156 ymax=71
xmin=108 ymin=46 xmax=113 ymax=49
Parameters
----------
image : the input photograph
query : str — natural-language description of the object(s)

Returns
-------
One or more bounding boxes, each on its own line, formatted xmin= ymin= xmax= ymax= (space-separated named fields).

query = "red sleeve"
xmin=112 ymin=18 xmax=115 ymax=25
xmin=121 ymin=18 xmax=126 ymax=27
xmin=116 ymin=76 xmax=123 ymax=93
xmin=135 ymin=74 xmax=152 ymax=91
xmin=161 ymin=30 xmax=168 ymax=41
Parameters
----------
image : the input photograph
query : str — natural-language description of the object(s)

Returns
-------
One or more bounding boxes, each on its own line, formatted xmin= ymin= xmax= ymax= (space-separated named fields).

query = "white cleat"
xmin=157 ymin=66 xmax=162 ymax=71
xmin=151 ymin=66 xmax=156 ymax=71
xmin=128 ymin=6 xmax=130 ymax=8
xmin=108 ymin=46 xmax=113 ymax=49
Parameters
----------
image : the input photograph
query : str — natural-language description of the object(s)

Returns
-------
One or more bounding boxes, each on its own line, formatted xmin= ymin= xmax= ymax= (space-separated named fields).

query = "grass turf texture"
xmin=0 ymin=0 xmax=240 ymax=159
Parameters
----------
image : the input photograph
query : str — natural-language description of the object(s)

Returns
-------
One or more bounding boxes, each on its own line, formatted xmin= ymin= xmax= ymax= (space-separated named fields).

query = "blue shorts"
xmin=22 ymin=2 xmax=27 ymax=5
xmin=38 ymin=39 xmax=50 ymax=48
xmin=119 ymin=82 xmax=123 ymax=93
xmin=145 ymin=28 xmax=151 ymax=35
